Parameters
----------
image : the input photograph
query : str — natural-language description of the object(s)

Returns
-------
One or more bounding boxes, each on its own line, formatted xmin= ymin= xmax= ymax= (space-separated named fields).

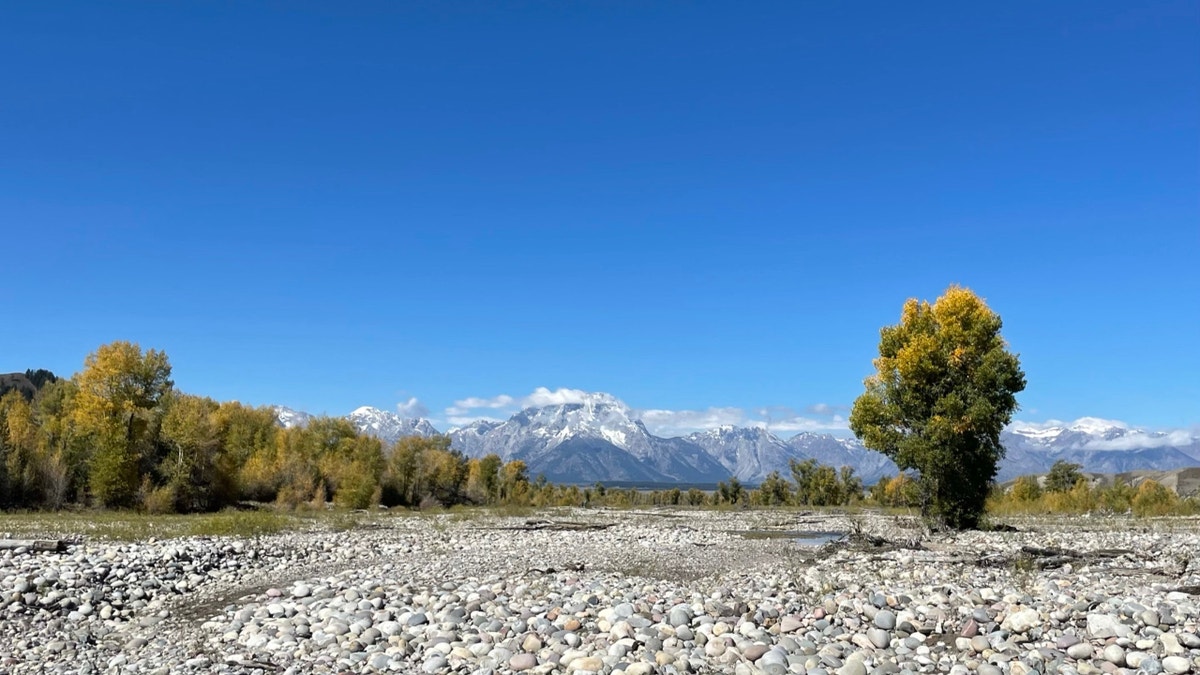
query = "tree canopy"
xmin=1044 ymin=459 xmax=1084 ymax=493
xmin=73 ymin=342 xmax=174 ymax=507
xmin=849 ymin=286 xmax=1025 ymax=529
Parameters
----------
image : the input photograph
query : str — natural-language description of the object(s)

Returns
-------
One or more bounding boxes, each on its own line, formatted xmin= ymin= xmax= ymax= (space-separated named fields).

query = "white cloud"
xmin=804 ymin=403 xmax=847 ymax=416
xmin=1009 ymin=417 xmax=1130 ymax=433
xmin=1085 ymin=429 xmax=1197 ymax=451
xmin=762 ymin=414 xmax=850 ymax=433
xmin=526 ymin=387 xmax=594 ymax=407
xmin=442 ymin=387 xmax=609 ymax=428
xmin=749 ymin=405 xmax=851 ymax=435
xmin=637 ymin=406 xmax=850 ymax=436
xmin=638 ymin=407 xmax=747 ymax=435
xmin=395 ymin=397 xmax=428 ymax=419
xmin=452 ymin=395 xmax=516 ymax=410
xmin=445 ymin=388 xmax=615 ymax=419
xmin=445 ymin=394 xmax=516 ymax=417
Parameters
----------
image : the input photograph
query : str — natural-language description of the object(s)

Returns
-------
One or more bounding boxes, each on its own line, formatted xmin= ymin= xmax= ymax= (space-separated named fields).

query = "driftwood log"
xmin=0 ymin=539 xmax=65 ymax=552
xmin=979 ymin=545 xmax=1133 ymax=569
xmin=496 ymin=519 xmax=616 ymax=532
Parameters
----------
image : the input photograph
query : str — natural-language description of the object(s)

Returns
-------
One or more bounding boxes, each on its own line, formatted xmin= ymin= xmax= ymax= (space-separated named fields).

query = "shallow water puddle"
xmin=734 ymin=530 xmax=845 ymax=546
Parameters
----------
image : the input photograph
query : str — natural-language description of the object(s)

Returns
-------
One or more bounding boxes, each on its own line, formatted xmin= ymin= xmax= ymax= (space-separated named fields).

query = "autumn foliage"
xmin=850 ymin=286 xmax=1026 ymax=529
xmin=0 ymin=341 xmax=535 ymax=513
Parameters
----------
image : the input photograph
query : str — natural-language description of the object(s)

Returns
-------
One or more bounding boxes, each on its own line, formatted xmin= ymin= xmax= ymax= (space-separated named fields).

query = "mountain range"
xmin=274 ymin=398 xmax=1200 ymax=485
xmin=999 ymin=419 xmax=1200 ymax=480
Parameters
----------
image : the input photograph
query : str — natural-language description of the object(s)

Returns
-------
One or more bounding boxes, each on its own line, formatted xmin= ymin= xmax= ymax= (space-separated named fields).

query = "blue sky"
xmin=3 ymin=1 xmax=1197 ymax=435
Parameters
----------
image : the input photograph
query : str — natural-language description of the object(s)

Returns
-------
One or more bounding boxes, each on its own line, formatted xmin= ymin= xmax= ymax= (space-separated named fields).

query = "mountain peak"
xmin=273 ymin=405 xmax=313 ymax=429
xmin=351 ymin=405 xmax=385 ymax=416
xmin=345 ymin=405 xmax=439 ymax=442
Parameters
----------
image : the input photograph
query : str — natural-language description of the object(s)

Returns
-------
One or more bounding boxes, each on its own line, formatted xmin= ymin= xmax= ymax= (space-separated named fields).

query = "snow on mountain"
xmin=445 ymin=396 xmax=899 ymax=485
xmin=272 ymin=405 xmax=439 ymax=442
xmin=684 ymin=426 xmax=804 ymax=483
xmin=998 ymin=419 xmax=1200 ymax=481
xmin=447 ymin=419 xmax=504 ymax=457
xmin=446 ymin=394 xmax=727 ymax=483
xmin=1007 ymin=417 xmax=1132 ymax=448
xmin=273 ymin=406 xmax=313 ymax=429
xmin=276 ymin=397 xmax=1198 ymax=486
xmin=347 ymin=406 xmax=440 ymax=443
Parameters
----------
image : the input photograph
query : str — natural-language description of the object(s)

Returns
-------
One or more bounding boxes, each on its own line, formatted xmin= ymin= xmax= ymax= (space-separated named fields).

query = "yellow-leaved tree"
xmin=850 ymin=286 xmax=1025 ymax=529
xmin=72 ymin=341 xmax=173 ymax=507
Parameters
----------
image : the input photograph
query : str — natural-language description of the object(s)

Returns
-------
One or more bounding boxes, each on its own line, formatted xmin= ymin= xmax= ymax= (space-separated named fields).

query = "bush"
xmin=274 ymin=476 xmax=316 ymax=511
xmin=1010 ymin=475 xmax=1042 ymax=502
xmin=143 ymin=484 xmax=177 ymax=515
xmin=1132 ymin=480 xmax=1178 ymax=517
xmin=871 ymin=473 xmax=921 ymax=508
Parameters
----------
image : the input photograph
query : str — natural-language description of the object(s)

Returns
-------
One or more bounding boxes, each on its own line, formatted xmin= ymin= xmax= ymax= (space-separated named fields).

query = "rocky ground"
xmin=1 ymin=509 xmax=1199 ymax=675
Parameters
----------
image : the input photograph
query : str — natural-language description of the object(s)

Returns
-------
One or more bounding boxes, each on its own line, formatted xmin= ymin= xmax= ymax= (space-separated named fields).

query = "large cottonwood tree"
xmin=72 ymin=341 xmax=173 ymax=507
xmin=849 ymin=286 xmax=1025 ymax=529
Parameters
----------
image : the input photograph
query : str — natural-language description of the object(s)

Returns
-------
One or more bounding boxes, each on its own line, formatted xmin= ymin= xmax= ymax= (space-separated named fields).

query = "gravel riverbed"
xmin=2 ymin=509 xmax=1198 ymax=675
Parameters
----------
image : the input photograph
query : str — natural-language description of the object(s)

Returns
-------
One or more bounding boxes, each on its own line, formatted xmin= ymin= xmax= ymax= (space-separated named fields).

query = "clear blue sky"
xmin=3 ymin=1 xmax=1197 ymax=434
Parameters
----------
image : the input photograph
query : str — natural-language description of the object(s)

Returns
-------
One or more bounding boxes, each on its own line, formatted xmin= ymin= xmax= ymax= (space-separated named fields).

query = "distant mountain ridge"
xmin=442 ymin=394 xmax=728 ymax=483
xmin=348 ymin=406 xmax=440 ymax=441
xmin=998 ymin=418 xmax=1200 ymax=481
xmin=273 ymin=400 xmax=1200 ymax=485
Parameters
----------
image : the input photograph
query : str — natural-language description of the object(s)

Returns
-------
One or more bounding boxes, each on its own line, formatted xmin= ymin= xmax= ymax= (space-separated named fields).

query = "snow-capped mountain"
xmin=448 ymin=419 xmax=504 ymax=457
xmin=997 ymin=418 xmax=1200 ymax=481
xmin=347 ymin=406 xmax=439 ymax=443
xmin=684 ymin=426 xmax=804 ymax=483
xmin=275 ymin=396 xmax=1199 ymax=486
xmin=273 ymin=406 xmax=313 ymax=429
xmin=272 ymin=405 xmax=438 ymax=443
xmin=1006 ymin=417 xmax=1196 ymax=451
xmin=446 ymin=393 xmax=728 ymax=483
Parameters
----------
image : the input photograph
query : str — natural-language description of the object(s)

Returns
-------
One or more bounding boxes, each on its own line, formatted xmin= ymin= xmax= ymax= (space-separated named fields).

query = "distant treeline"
xmin=987 ymin=460 xmax=1200 ymax=517
xmin=10 ymin=342 xmax=1189 ymax=518
xmin=0 ymin=342 xmax=869 ymax=514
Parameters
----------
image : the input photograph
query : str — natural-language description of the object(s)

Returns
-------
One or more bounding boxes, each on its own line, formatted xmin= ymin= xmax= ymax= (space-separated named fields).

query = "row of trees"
xmin=993 ymin=475 xmax=1199 ymax=517
xmin=994 ymin=460 xmax=1200 ymax=517
xmin=0 ymin=341 xmax=877 ymax=514
xmin=0 ymin=342 xmax=540 ymax=512
xmin=742 ymin=459 xmax=864 ymax=507
xmin=6 ymin=321 xmax=1187 ymax=522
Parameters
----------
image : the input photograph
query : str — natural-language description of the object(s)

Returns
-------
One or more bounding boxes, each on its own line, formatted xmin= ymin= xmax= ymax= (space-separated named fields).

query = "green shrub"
xmin=143 ymin=484 xmax=177 ymax=514
xmin=187 ymin=509 xmax=287 ymax=537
